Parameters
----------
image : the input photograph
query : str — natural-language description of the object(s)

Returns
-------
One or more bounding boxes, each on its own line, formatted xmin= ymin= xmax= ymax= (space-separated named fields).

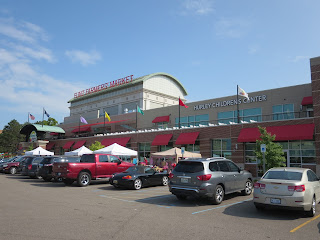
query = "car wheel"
xmin=63 ymin=179 xmax=74 ymax=186
xmin=211 ymin=185 xmax=224 ymax=205
xmin=133 ymin=178 xmax=142 ymax=190
xmin=241 ymin=179 xmax=253 ymax=196
xmin=176 ymin=195 xmax=187 ymax=200
xmin=162 ymin=176 xmax=169 ymax=186
xmin=306 ymin=196 xmax=316 ymax=217
xmin=77 ymin=172 xmax=91 ymax=187
xmin=9 ymin=167 xmax=17 ymax=175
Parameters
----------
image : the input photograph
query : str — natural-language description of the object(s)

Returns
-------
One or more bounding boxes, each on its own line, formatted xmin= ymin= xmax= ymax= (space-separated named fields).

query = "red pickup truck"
xmin=52 ymin=154 xmax=134 ymax=187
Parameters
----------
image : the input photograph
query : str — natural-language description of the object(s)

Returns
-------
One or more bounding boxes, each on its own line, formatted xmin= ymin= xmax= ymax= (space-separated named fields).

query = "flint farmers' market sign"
xmin=194 ymin=95 xmax=267 ymax=111
xmin=74 ymin=75 xmax=134 ymax=98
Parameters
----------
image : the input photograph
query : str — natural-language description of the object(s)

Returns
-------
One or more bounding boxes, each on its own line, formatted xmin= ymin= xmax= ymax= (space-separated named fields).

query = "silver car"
xmin=168 ymin=157 xmax=253 ymax=204
xmin=253 ymin=167 xmax=320 ymax=217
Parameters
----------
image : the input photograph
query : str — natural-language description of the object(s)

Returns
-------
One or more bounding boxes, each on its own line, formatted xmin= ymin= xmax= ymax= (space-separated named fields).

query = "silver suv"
xmin=168 ymin=157 xmax=253 ymax=204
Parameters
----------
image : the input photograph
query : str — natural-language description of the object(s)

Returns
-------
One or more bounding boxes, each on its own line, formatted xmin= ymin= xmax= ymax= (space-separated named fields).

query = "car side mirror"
xmin=238 ymin=167 xmax=243 ymax=173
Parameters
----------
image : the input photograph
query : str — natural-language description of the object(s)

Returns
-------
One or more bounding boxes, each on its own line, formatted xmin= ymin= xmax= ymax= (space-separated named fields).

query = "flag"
xmin=179 ymin=98 xmax=189 ymax=108
xmin=105 ymin=112 xmax=111 ymax=122
xmin=80 ymin=116 xmax=88 ymax=124
xmin=44 ymin=109 xmax=50 ymax=118
xmin=29 ymin=113 xmax=35 ymax=120
xmin=137 ymin=106 xmax=144 ymax=115
xmin=238 ymin=86 xmax=249 ymax=100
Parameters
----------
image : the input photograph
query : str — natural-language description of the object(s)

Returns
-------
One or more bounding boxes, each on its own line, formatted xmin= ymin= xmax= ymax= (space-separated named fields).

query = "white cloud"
xmin=65 ymin=49 xmax=102 ymax=66
xmin=181 ymin=0 xmax=214 ymax=15
xmin=214 ymin=18 xmax=251 ymax=38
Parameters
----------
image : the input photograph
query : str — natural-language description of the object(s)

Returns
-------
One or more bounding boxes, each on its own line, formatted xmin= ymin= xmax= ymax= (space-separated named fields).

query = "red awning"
xmin=46 ymin=142 xmax=55 ymax=150
xmin=71 ymin=126 xmax=91 ymax=133
xmin=152 ymin=115 xmax=170 ymax=123
xmin=73 ymin=140 xmax=86 ymax=149
xmin=175 ymin=132 xmax=200 ymax=145
xmin=101 ymin=137 xmax=131 ymax=147
xmin=301 ymin=96 xmax=313 ymax=105
xmin=151 ymin=134 xmax=173 ymax=146
xmin=237 ymin=124 xmax=315 ymax=142
xmin=63 ymin=141 xmax=75 ymax=150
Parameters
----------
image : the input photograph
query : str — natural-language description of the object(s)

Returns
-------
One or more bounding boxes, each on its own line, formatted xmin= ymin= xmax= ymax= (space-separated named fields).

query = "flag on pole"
xmin=29 ymin=113 xmax=35 ymax=120
xmin=179 ymin=98 xmax=189 ymax=108
xmin=105 ymin=112 xmax=111 ymax=122
xmin=44 ymin=109 xmax=50 ymax=117
xmin=80 ymin=116 xmax=88 ymax=124
xmin=237 ymin=86 xmax=249 ymax=100
xmin=137 ymin=106 xmax=144 ymax=115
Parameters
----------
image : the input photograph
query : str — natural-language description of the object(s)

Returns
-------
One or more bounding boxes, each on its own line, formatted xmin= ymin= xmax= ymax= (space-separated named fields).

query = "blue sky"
xmin=0 ymin=0 xmax=319 ymax=129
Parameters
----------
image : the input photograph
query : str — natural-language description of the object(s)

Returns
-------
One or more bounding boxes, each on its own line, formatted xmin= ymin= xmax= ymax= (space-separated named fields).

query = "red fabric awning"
xmin=151 ymin=134 xmax=173 ymax=146
xmin=175 ymin=132 xmax=200 ymax=145
xmin=101 ymin=137 xmax=131 ymax=147
xmin=152 ymin=115 xmax=170 ymax=123
xmin=71 ymin=126 xmax=91 ymax=133
xmin=73 ymin=140 xmax=86 ymax=149
xmin=237 ymin=124 xmax=315 ymax=142
xmin=301 ymin=96 xmax=313 ymax=105
xmin=63 ymin=141 xmax=75 ymax=150
xmin=46 ymin=142 xmax=55 ymax=150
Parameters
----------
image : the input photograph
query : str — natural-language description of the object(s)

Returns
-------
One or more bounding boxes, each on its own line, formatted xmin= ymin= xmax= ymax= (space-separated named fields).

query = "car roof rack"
xmin=205 ymin=157 xmax=227 ymax=160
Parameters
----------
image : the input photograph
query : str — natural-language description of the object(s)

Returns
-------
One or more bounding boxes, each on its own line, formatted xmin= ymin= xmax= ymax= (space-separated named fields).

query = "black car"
xmin=38 ymin=156 xmax=80 ymax=181
xmin=27 ymin=157 xmax=44 ymax=178
xmin=110 ymin=166 xmax=169 ymax=190
xmin=19 ymin=156 xmax=42 ymax=177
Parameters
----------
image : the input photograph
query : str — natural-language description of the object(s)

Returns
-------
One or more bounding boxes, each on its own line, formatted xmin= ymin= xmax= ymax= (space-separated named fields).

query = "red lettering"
xmin=130 ymin=75 xmax=133 ymax=81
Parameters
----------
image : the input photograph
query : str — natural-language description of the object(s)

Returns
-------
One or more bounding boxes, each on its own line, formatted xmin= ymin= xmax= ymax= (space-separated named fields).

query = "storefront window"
xmin=182 ymin=140 xmax=200 ymax=153
xmin=272 ymin=104 xmax=294 ymax=120
xmin=244 ymin=143 xmax=257 ymax=163
xmin=156 ymin=122 xmax=169 ymax=129
xmin=159 ymin=142 xmax=173 ymax=152
xmin=218 ymin=108 xmax=261 ymax=124
xmin=211 ymin=139 xmax=231 ymax=158
xmin=175 ymin=114 xmax=209 ymax=127
xmin=138 ymin=143 xmax=150 ymax=162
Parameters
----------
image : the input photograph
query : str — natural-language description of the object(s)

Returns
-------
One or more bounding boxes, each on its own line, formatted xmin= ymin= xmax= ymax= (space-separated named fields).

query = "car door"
xmin=144 ymin=167 xmax=159 ymax=186
xmin=96 ymin=155 xmax=109 ymax=177
xmin=217 ymin=161 xmax=235 ymax=193
xmin=307 ymin=170 xmax=320 ymax=203
xmin=226 ymin=161 xmax=245 ymax=191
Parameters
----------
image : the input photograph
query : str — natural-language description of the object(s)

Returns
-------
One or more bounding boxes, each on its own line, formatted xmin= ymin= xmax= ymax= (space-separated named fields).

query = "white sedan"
xmin=253 ymin=167 xmax=320 ymax=217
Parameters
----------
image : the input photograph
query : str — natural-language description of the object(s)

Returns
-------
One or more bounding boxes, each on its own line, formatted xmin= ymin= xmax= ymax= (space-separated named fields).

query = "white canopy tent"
xmin=65 ymin=146 xmax=93 ymax=156
xmin=93 ymin=143 xmax=137 ymax=156
xmin=151 ymin=147 xmax=201 ymax=163
xmin=25 ymin=146 xmax=54 ymax=156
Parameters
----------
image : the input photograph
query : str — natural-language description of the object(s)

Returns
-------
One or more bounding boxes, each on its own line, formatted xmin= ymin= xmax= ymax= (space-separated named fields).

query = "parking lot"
xmin=0 ymin=174 xmax=319 ymax=240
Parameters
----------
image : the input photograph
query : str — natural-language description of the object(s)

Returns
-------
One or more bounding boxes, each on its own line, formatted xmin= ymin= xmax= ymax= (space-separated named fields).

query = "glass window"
xmin=217 ymin=161 xmax=229 ymax=172
xmin=175 ymin=114 xmax=209 ymax=127
xmin=227 ymin=161 xmax=239 ymax=172
xmin=138 ymin=143 xmax=151 ymax=162
xmin=263 ymin=171 xmax=302 ymax=180
xmin=109 ymin=155 xmax=120 ymax=163
xmin=307 ymin=170 xmax=318 ymax=182
xmin=80 ymin=155 xmax=95 ymax=163
xmin=174 ymin=161 xmax=204 ymax=173
xmin=209 ymin=162 xmax=219 ymax=171
xmin=212 ymin=139 xmax=231 ymax=158
xmin=273 ymin=104 xmax=294 ymax=120
xmin=99 ymin=155 xmax=109 ymax=162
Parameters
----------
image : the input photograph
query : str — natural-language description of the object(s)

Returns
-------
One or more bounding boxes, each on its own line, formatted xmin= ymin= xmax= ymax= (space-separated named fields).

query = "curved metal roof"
xmin=68 ymin=72 xmax=188 ymax=103
xmin=20 ymin=124 xmax=65 ymax=135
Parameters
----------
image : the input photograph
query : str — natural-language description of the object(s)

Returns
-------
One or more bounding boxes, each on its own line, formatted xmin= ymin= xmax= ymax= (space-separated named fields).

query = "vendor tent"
xmin=65 ymin=146 xmax=93 ymax=156
xmin=25 ymin=146 xmax=54 ymax=156
xmin=151 ymin=147 xmax=201 ymax=162
xmin=93 ymin=143 xmax=137 ymax=156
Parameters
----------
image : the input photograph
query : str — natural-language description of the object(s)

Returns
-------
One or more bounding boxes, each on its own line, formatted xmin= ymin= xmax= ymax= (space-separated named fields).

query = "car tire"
xmin=77 ymin=172 xmax=91 ymax=187
xmin=9 ymin=167 xmax=17 ymax=175
xmin=133 ymin=178 xmax=142 ymax=190
xmin=241 ymin=179 xmax=253 ymax=196
xmin=162 ymin=176 xmax=169 ymax=186
xmin=63 ymin=179 xmax=74 ymax=186
xmin=211 ymin=184 xmax=224 ymax=205
xmin=306 ymin=196 xmax=316 ymax=217
xmin=176 ymin=195 xmax=187 ymax=200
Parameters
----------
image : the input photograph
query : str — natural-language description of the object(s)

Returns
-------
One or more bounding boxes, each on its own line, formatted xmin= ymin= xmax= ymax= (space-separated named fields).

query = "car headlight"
xmin=3 ymin=164 xmax=8 ymax=167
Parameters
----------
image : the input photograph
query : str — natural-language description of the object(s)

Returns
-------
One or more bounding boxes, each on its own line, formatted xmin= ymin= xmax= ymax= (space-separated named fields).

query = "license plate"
xmin=113 ymin=180 xmax=118 ymax=184
xmin=181 ymin=178 xmax=189 ymax=183
xmin=270 ymin=198 xmax=281 ymax=204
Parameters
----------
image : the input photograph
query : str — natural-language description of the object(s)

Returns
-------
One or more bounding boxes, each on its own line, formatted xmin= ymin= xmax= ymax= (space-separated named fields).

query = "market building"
xmin=19 ymin=57 xmax=320 ymax=177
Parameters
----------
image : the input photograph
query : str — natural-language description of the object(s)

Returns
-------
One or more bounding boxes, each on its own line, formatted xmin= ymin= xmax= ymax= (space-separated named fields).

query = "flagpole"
xmin=178 ymin=97 xmax=181 ymax=129
xmin=136 ymin=105 xmax=138 ymax=130
xmin=28 ymin=112 xmax=29 ymax=123
xmin=237 ymin=85 xmax=240 ymax=123
xmin=78 ymin=117 xmax=80 ymax=137
xmin=42 ymin=108 xmax=44 ymax=127
xmin=104 ymin=112 xmax=106 ymax=134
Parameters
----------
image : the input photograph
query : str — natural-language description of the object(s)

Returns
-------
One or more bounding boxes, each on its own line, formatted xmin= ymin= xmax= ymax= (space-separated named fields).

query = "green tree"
xmin=35 ymin=117 xmax=58 ymax=126
xmin=89 ymin=141 xmax=105 ymax=151
xmin=254 ymin=126 xmax=285 ymax=173
xmin=0 ymin=119 xmax=24 ymax=153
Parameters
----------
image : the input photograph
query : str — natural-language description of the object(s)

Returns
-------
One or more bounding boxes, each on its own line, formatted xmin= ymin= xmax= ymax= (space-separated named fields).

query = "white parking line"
xmin=192 ymin=198 xmax=252 ymax=215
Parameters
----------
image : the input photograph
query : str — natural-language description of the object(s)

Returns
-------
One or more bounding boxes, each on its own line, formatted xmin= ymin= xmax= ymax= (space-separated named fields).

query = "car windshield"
xmin=124 ymin=166 xmax=144 ymax=174
xmin=174 ymin=161 xmax=204 ymax=173
xmin=263 ymin=170 xmax=302 ymax=181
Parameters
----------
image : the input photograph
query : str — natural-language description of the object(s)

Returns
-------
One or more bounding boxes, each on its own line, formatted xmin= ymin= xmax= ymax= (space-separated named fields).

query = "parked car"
xmin=0 ymin=157 xmax=18 ymax=172
xmin=19 ymin=156 xmax=41 ymax=176
xmin=253 ymin=167 xmax=320 ymax=217
xmin=27 ymin=157 xmax=45 ymax=179
xmin=39 ymin=156 xmax=80 ymax=181
xmin=168 ymin=157 xmax=253 ymax=204
xmin=52 ymin=154 xmax=134 ymax=187
xmin=110 ymin=166 xmax=169 ymax=190
xmin=3 ymin=156 xmax=27 ymax=174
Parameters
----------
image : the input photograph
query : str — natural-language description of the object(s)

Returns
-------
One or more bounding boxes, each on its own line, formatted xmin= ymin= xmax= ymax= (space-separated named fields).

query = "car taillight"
xmin=288 ymin=185 xmax=305 ymax=192
xmin=169 ymin=173 xmax=174 ymax=179
xmin=254 ymin=183 xmax=265 ymax=189
xmin=196 ymin=174 xmax=211 ymax=181
xmin=122 ymin=175 xmax=132 ymax=179
xmin=28 ymin=164 xmax=32 ymax=170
